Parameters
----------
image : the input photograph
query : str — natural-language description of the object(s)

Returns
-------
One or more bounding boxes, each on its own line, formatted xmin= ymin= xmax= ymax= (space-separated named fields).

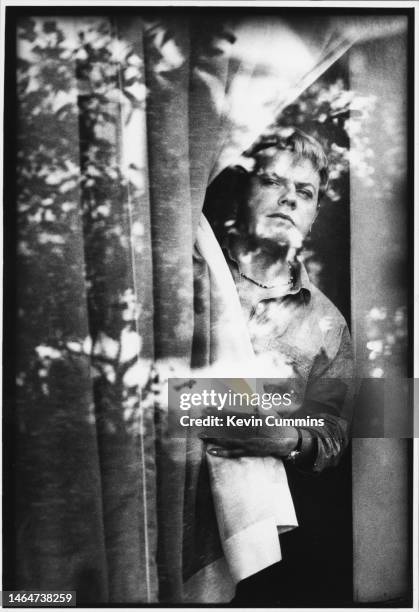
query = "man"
xmin=202 ymin=127 xmax=354 ymax=603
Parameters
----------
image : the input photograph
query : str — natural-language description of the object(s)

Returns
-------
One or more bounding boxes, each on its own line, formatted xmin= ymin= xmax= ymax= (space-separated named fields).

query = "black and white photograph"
xmin=2 ymin=1 xmax=417 ymax=608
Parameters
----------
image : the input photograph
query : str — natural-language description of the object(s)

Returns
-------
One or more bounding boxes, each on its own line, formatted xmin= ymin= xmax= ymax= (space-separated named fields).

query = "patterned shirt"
xmin=224 ymin=246 xmax=354 ymax=472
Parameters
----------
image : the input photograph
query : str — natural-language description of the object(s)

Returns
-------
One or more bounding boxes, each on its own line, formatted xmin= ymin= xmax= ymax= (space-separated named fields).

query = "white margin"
xmin=0 ymin=2 xmax=417 ymax=612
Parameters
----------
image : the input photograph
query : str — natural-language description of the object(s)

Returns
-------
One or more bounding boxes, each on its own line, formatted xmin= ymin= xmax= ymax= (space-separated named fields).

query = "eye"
xmin=260 ymin=176 xmax=277 ymax=186
xmin=298 ymin=189 xmax=314 ymax=200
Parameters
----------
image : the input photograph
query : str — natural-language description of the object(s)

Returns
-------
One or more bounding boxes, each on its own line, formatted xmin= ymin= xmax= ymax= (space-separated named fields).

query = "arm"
xmin=204 ymin=324 xmax=354 ymax=472
xmin=295 ymin=324 xmax=354 ymax=472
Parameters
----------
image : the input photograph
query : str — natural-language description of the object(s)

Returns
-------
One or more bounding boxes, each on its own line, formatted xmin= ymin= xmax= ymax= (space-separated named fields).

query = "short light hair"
xmin=244 ymin=127 xmax=329 ymax=196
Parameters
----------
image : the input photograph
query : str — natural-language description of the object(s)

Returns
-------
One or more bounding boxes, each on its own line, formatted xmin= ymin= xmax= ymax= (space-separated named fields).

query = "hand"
xmin=201 ymin=426 xmax=298 ymax=458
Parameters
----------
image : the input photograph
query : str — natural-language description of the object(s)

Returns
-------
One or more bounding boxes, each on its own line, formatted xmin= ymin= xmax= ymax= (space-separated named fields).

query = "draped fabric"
xmin=10 ymin=11 xmax=387 ymax=604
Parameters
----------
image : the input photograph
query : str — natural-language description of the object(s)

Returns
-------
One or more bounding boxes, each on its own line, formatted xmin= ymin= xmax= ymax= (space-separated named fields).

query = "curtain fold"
xmin=12 ymin=11 xmax=377 ymax=603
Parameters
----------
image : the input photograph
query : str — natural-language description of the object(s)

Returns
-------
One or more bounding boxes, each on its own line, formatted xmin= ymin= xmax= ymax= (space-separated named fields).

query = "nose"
xmin=278 ymin=182 xmax=296 ymax=209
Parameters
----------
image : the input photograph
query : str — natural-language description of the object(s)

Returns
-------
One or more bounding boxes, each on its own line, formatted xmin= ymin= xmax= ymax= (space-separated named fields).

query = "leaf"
xmin=43 ymin=21 xmax=57 ymax=34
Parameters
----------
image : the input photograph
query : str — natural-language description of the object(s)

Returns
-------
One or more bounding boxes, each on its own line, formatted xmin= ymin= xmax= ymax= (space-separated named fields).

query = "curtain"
xmin=9 ymin=10 xmax=391 ymax=604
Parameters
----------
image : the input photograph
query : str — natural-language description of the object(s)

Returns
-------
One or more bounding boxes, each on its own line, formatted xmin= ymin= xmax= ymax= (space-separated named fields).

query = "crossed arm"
xmin=202 ymin=325 xmax=354 ymax=473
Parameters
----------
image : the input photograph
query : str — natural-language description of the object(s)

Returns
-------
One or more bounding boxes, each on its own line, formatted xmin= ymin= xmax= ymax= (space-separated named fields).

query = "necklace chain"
xmin=239 ymin=261 xmax=295 ymax=289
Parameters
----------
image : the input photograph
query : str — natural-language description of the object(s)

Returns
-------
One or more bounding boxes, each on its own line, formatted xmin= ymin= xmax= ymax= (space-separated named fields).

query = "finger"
xmin=220 ymin=438 xmax=276 ymax=453
xmin=207 ymin=447 xmax=246 ymax=458
xmin=201 ymin=436 xmax=245 ymax=448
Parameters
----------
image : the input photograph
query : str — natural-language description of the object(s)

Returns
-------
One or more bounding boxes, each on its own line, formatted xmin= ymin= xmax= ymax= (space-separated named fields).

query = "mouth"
xmin=267 ymin=212 xmax=295 ymax=226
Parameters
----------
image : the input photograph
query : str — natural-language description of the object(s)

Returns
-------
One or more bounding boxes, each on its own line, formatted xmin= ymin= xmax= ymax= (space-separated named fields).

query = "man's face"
xmin=244 ymin=149 xmax=320 ymax=250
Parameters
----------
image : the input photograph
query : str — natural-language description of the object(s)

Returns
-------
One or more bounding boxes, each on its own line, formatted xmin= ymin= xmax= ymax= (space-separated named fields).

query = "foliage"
xmin=15 ymin=17 xmax=152 ymax=436
xmin=277 ymin=75 xmax=377 ymax=203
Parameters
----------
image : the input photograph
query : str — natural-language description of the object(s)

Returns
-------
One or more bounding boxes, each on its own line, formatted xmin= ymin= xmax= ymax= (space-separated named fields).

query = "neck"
xmin=230 ymin=234 xmax=293 ymax=285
